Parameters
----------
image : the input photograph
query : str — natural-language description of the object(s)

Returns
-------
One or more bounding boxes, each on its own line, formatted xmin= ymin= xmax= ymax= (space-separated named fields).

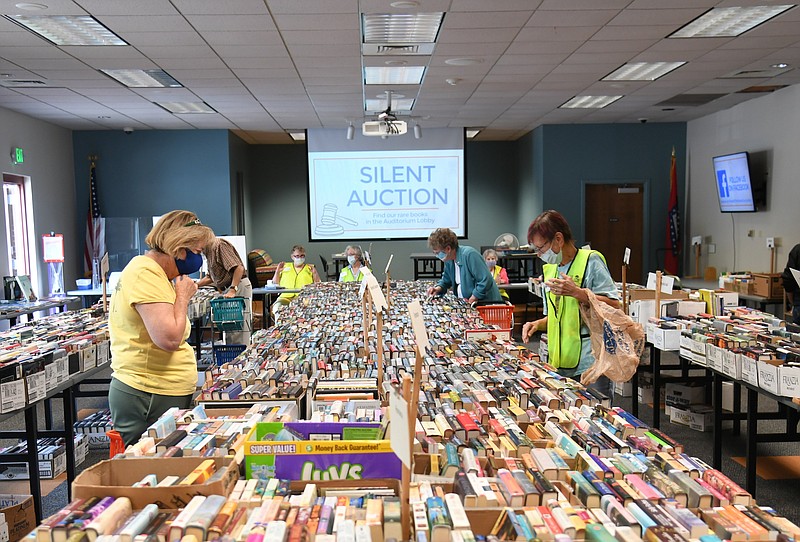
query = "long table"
xmin=0 ymin=363 xmax=111 ymax=522
xmin=0 ymin=297 xmax=78 ymax=326
xmin=252 ymin=287 xmax=303 ymax=328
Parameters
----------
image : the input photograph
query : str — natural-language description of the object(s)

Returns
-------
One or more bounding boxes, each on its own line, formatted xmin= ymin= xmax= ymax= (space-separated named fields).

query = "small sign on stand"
xmin=42 ymin=233 xmax=65 ymax=297
xmin=100 ymin=253 xmax=109 ymax=312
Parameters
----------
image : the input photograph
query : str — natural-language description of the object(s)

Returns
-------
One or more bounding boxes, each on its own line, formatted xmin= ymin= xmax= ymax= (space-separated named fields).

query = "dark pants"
xmin=109 ymin=378 xmax=193 ymax=446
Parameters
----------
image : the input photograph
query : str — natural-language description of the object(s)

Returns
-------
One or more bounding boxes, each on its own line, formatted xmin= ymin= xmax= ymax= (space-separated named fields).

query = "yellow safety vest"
xmin=492 ymin=266 xmax=510 ymax=300
xmin=543 ymin=249 xmax=603 ymax=369
xmin=340 ymin=266 xmax=369 ymax=282
xmin=278 ymin=263 xmax=315 ymax=300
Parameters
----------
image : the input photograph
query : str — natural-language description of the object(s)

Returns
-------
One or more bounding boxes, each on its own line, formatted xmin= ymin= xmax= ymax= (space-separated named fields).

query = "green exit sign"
xmin=13 ymin=147 xmax=23 ymax=164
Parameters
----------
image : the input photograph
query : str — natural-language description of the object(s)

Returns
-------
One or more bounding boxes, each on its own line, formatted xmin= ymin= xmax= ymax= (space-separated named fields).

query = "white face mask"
xmin=292 ymin=256 xmax=305 ymax=266
xmin=347 ymin=255 xmax=357 ymax=266
xmin=539 ymin=247 xmax=562 ymax=265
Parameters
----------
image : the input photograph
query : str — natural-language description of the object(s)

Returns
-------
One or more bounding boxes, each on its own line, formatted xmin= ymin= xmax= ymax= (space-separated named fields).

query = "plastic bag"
xmin=578 ymin=289 xmax=645 ymax=385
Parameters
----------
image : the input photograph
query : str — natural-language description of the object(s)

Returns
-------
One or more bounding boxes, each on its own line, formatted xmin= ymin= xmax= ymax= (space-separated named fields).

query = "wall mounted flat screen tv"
xmin=306 ymin=127 xmax=465 ymax=241
xmin=713 ymin=151 xmax=761 ymax=212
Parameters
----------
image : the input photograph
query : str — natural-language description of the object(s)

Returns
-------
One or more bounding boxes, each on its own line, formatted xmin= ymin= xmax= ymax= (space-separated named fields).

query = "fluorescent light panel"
xmin=603 ymin=61 xmax=686 ymax=81
xmin=4 ymin=14 xmax=127 ymax=45
xmin=101 ymin=69 xmax=182 ymax=88
xmin=288 ymin=131 xmax=306 ymax=141
xmin=365 ymin=98 xmax=415 ymax=112
xmin=155 ymin=102 xmax=215 ymax=114
xmin=560 ymin=95 xmax=623 ymax=109
xmin=669 ymin=5 xmax=794 ymax=38
xmin=362 ymin=12 xmax=444 ymax=43
xmin=364 ymin=66 xmax=425 ymax=85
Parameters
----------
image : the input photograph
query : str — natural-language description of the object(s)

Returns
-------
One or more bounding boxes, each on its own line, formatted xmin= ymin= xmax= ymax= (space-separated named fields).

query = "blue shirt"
xmin=437 ymin=246 xmax=502 ymax=302
xmin=542 ymin=251 xmax=619 ymax=377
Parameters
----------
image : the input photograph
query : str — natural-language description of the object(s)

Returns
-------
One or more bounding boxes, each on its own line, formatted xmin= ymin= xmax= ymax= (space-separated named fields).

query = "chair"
xmin=319 ymin=255 xmax=338 ymax=282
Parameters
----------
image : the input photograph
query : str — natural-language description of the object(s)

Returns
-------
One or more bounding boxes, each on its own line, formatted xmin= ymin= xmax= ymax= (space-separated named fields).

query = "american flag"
xmin=84 ymin=159 xmax=105 ymax=275
xmin=664 ymin=148 xmax=680 ymax=275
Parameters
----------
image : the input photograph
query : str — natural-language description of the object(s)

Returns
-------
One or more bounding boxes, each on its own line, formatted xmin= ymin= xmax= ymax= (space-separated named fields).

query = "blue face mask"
xmin=175 ymin=250 xmax=203 ymax=275
xmin=436 ymin=251 xmax=447 ymax=261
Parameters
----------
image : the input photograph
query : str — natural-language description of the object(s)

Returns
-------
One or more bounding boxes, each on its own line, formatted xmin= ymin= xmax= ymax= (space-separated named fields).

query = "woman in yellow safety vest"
xmin=339 ymin=245 xmax=370 ymax=282
xmin=483 ymin=248 xmax=510 ymax=301
xmin=521 ymin=210 xmax=621 ymax=400
xmin=270 ymin=245 xmax=320 ymax=316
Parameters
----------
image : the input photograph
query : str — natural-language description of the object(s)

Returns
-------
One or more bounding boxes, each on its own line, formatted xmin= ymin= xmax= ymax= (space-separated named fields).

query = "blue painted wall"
xmin=535 ymin=123 xmax=687 ymax=275
xmin=72 ymin=130 xmax=233 ymax=238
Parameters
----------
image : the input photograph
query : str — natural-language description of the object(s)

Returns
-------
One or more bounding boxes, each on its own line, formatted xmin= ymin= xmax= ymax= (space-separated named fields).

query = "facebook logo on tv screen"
xmin=713 ymin=152 xmax=754 ymax=212
xmin=717 ymin=170 xmax=729 ymax=198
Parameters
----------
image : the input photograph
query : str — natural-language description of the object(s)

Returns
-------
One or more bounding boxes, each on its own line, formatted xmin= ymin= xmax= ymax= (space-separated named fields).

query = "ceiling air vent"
xmin=362 ymin=43 xmax=435 ymax=56
xmin=656 ymin=94 xmax=726 ymax=107
xmin=738 ymin=85 xmax=788 ymax=93
xmin=722 ymin=67 xmax=790 ymax=79
xmin=0 ymin=79 xmax=48 ymax=87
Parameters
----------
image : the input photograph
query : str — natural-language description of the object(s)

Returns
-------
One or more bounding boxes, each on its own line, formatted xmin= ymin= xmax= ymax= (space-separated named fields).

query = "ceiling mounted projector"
xmin=362 ymin=120 xmax=407 ymax=136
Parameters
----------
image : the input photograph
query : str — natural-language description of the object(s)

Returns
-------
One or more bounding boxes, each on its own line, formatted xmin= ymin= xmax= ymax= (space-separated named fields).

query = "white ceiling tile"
xmin=184 ymin=14 xmax=277 ymax=32
xmin=73 ymin=1 xmax=180 ymax=16
xmin=95 ymin=15 xmax=195 ymax=32
xmin=267 ymin=0 xmax=358 ymax=15
xmin=170 ymin=0 xmax=269 ymax=15
xmin=437 ymin=27 xmax=522 ymax=44
xmin=526 ymin=9 xmax=618 ymax=27
xmin=592 ymin=24 xmax=678 ymax=40
xmin=118 ymin=32 xmax=207 ymax=47
xmin=273 ymin=13 xmax=358 ymax=30
xmin=200 ymin=31 xmax=285 ymax=46
xmin=442 ymin=11 xmax=531 ymax=29
xmin=281 ymin=30 xmax=359 ymax=45
xmin=608 ymin=8 xmax=708 ymax=26
xmin=449 ymin=0 xmax=541 ymax=11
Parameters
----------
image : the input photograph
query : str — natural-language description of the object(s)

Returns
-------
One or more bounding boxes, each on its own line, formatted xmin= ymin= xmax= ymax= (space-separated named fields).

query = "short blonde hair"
xmin=428 ymin=228 xmax=458 ymax=251
xmin=145 ymin=210 xmax=214 ymax=258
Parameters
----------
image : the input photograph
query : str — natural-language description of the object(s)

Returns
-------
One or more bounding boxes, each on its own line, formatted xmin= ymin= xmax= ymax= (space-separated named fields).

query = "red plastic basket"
xmin=475 ymin=304 xmax=514 ymax=329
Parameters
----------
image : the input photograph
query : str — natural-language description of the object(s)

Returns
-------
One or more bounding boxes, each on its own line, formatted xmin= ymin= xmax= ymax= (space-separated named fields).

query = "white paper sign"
xmin=407 ymin=300 xmax=430 ymax=353
xmin=623 ymin=247 xmax=631 ymax=266
xmin=389 ymin=387 xmax=411 ymax=468
xmin=384 ymin=254 xmax=394 ymax=275
xmin=358 ymin=274 xmax=369 ymax=298
xmin=646 ymin=272 xmax=674 ymax=294
xmin=366 ymin=274 xmax=388 ymax=312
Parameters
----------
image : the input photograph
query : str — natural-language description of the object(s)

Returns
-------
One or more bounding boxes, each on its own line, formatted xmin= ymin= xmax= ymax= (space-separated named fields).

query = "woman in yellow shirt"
xmin=271 ymin=245 xmax=321 ymax=316
xmin=108 ymin=210 xmax=214 ymax=445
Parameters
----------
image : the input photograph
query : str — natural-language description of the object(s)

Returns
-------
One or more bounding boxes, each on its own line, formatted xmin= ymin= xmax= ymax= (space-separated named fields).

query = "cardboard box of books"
xmin=244 ymin=422 xmax=401 ymax=481
xmin=0 ymin=495 xmax=34 ymax=542
xmin=669 ymin=404 xmax=714 ymax=432
xmin=72 ymin=456 xmax=238 ymax=510
xmin=665 ymin=382 xmax=706 ymax=408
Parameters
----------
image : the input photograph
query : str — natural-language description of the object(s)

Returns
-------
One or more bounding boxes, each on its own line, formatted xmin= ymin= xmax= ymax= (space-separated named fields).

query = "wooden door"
xmin=584 ymin=184 xmax=644 ymax=283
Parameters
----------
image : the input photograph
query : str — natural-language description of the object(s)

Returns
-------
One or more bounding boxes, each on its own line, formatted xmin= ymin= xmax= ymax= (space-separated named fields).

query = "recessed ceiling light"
xmin=287 ymin=131 xmax=306 ymax=141
xmin=466 ymin=128 xmax=481 ymax=139
xmin=390 ymin=1 xmax=420 ymax=8
xmin=771 ymin=63 xmax=789 ymax=69
xmin=669 ymin=5 xmax=794 ymax=38
xmin=4 ymin=14 xmax=127 ymax=45
xmin=445 ymin=58 xmax=483 ymax=66
xmin=364 ymin=66 xmax=425 ymax=85
xmin=560 ymin=95 xmax=623 ymax=109
xmin=365 ymin=98 xmax=414 ymax=112
xmin=14 ymin=3 xmax=48 ymax=10
xmin=384 ymin=60 xmax=408 ymax=66
xmin=362 ymin=12 xmax=444 ymax=44
xmin=603 ymin=61 xmax=686 ymax=81
xmin=155 ymin=102 xmax=215 ymax=114
xmin=101 ymin=69 xmax=182 ymax=88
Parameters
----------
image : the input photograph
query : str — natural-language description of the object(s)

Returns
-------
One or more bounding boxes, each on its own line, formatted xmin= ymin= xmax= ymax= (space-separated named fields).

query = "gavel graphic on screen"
xmin=315 ymin=203 xmax=358 ymax=236
xmin=321 ymin=204 xmax=357 ymax=227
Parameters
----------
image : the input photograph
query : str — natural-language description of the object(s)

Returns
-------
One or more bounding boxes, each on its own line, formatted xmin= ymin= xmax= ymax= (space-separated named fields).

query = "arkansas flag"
xmin=664 ymin=148 xmax=680 ymax=275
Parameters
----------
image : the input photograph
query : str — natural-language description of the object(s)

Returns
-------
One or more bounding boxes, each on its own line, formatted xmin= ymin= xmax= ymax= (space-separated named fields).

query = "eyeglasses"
xmin=183 ymin=218 xmax=202 ymax=227
xmin=531 ymin=239 xmax=552 ymax=255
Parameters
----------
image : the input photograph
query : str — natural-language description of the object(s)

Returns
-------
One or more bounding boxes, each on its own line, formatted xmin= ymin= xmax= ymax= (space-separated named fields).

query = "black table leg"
xmin=63 ymin=386 xmax=76 ymax=500
xmin=733 ymin=382 xmax=742 ymax=436
xmin=44 ymin=398 xmax=53 ymax=430
xmin=24 ymin=406 xmax=42 ymax=523
xmin=746 ymin=388 xmax=758 ymax=497
xmin=652 ymin=346 xmax=662 ymax=428
xmin=713 ymin=372 xmax=722 ymax=469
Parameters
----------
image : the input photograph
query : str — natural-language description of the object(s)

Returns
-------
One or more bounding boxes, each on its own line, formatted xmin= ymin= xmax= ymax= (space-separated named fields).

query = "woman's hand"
xmin=427 ymin=285 xmax=442 ymax=297
xmin=175 ymin=275 xmax=198 ymax=299
xmin=522 ymin=319 xmax=541 ymax=342
xmin=545 ymin=272 xmax=587 ymax=302
xmin=223 ymin=288 xmax=236 ymax=298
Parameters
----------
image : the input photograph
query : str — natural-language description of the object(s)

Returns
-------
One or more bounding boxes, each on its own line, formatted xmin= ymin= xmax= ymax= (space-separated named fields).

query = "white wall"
xmin=0 ymin=107 xmax=76 ymax=297
xmin=687 ymin=85 xmax=800 ymax=275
